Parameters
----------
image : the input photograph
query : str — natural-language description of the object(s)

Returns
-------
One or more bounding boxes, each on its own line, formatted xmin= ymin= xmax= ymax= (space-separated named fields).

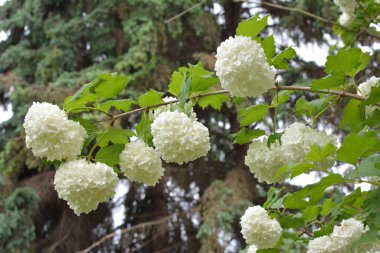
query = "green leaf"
xmin=275 ymin=164 xmax=288 ymax=181
xmin=91 ymin=73 xmax=129 ymax=99
xmin=186 ymin=63 xmax=219 ymax=94
xmin=98 ymin=99 xmax=136 ymax=112
xmin=63 ymin=96 xmax=88 ymax=112
xmin=167 ymin=71 xmax=182 ymax=97
xmin=280 ymin=215 xmax=304 ymax=229
xmin=271 ymin=91 xmax=292 ymax=106
xmin=263 ymin=187 xmax=284 ymax=209
xmin=168 ymin=63 xmax=219 ymax=97
xmin=69 ymin=83 xmax=97 ymax=103
xmin=289 ymin=163 xmax=316 ymax=179
xmin=311 ymin=74 xmax=346 ymax=90
xmin=138 ymin=89 xmax=164 ymax=107
xmin=198 ymin=94 xmax=229 ymax=111
xmin=136 ymin=112 xmax=153 ymax=145
xmin=333 ymin=188 xmax=368 ymax=217
xmin=352 ymin=229 xmax=379 ymax=249
xmin=179 ymin=72 xmax=191 ymax=109
xmin=303 ymin=205 xmax=320 ymax=223
xmin=230 ymin=128 xmax=266 ymax=144
xmin=295 ymin=97 xmax=330 ymax=118
xmin=283 ymin=193 xmax=308 ymax=210
xmin=73 ymin=118 xmax=97 ymax=137
xmin=340 ymin=99 xmax=365 ymax=133
xmin=238 ymin=104 xmax=269 ymax=126
xmin=337 ymin=131 xmax=380 ymax=165
xmin=96 ymin=128 xmax=134 ymax=147
xmin=261 ymin=35 xmax=276 ymax=63
xmin=72 ymin=118 xmax=97 ymax=147
xmin=285 ymin=174 xmax=346 ymax=207
xmin=363 ymin=86 xmax=380 ymax=105
xmin=314 ymin=222 xmax=335 ymax=237
xmin=357 ymin=154 xmax=380 ymax=177
xmin=320 ymin=199 xmax=337 ymax=217
xmin=236 ymin=15 xmax=268 ymax=38
xmin=306 ymin=143 xmax=337 ymax=162
xmin=362 ymin=110 xmax=380 ymax=129
xmin=363 ymin=188 xmax=380 ymax=229
xmin=272 ymin=47 xmax=297 ymax=70
xmin=325 ymin=48 xmax=370 ymax=77
xmin=71 ymin=73 xmax=129 ymax=102
xmin=95 ymin=144 xmax=124 ymax=166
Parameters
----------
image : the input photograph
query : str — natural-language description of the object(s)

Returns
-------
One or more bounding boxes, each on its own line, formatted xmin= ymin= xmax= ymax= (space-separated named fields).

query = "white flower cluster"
xmin=24 ymin=102 xmax=87 ymax=161
xmin=54 ymin=159 xmax=119 ymax=215
xmin=307 ymin=218 xmax=365 ymax=253
xmin=240 ymin=206 xmax=282 ymax=249
xmin=151 ymin=111 xmax=210 ymax=164
xmin=244 ymin=122 xmax=337 ymax=183
xmin=215 ymin=36 xmax=275 ymax=97
xmin=119 ymin=141 xmax=164 ymax=186
xmin=153 ymin=96 xmax=197 ymax=121
xmin=245 ymin=139 xmax=286 ymax=183
xmin=358 ymin=76 xmax=380 ymax=116
xmin=334 ymin=0 xmax=358 ymax=26
xmin=281 ymin=122 xmax=338 ymax=163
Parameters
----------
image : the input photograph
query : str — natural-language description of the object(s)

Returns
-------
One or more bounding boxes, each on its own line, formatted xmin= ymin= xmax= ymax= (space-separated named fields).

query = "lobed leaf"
xmin=238 ymin=104 xmax=269 ymax=126
xmin=236 ymin=15 xmax=268 ymax=38
xmin=337 ymin=131 xmax=380 ymax=165
xmin=98 ymin=99 xmax=136 ymax=112
xmin=95 ymin=144 xmax=124 ymax=166
xmin=138 ymin=89 xmax=164 ymax=107
xmin=198 ymin=94 xmax=229 ymax=111
xmin=272 ymin=47 xmax=297 ymax=70
xmin=229 ymin=128 xmax=266 ymax=144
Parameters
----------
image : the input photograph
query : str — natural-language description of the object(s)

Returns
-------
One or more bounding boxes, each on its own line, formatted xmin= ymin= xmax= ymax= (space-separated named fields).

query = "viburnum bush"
xmin=23 ymin=4 xmax=380 ymax=252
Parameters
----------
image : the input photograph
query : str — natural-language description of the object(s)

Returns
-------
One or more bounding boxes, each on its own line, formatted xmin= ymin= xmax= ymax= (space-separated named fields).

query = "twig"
xmin=257 ymin=0 xmax=380 ymax=40
xmin=164 ymin=0 xmax=207 ymax=24
xmin=102 ymin=86 xmax=374 ymax=121
xmin=113 ymin=89 xmax=229 ymax=120
xmin=77 ymin=216 xmax=171 ymax=253
xmin=92 ymin=85 xmax=378 ymax=123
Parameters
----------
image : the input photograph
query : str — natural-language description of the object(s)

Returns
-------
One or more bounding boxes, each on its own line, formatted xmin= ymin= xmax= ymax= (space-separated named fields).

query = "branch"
xmin=257 ymin=0 xmax=380 ymax=40
xmin=77 ymin=216 xmax=171 ymax=253
xmin=164 ymin=0 xmax=207 ymax=24
xmin=113 ymin=90 xmax=228 ymax=120
xmin=94 ymin=85 xmax=377 ymax=122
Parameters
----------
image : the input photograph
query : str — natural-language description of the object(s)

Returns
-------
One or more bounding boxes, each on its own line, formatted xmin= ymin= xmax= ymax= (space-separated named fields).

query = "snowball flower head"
xmin=151 ymin=111 xmax=210 ymax=164
xmin=245 ymin=138 xmax=287 ymax=184
xmin=215 ymin=35 xmax=275 ymax=97
xmin=307 ymin=236 xmax=333 ymax=253
xmin=306 ymin=218 xmax=365 ymax=253
xmin=153 ymin=96 xmax=197 ymax=121
xmin=24 ymin=102 xmax=87 ymax=161
xmin=247 ymin=245 xmax=258 ymax=253
xmin=119 ymin=141 xmax=164 ymax=186
xmin=330 ymin=218 xmax=365 ymax=251
xmin=240 ymin=206 xmax=282 ymax=249
xmin=281 ymin=122 xmax=338 ymax=163
xmin=358 ymin=76 xmax=380 ymax=116
xmin=54 ymin=159 xmax=118 ymax=215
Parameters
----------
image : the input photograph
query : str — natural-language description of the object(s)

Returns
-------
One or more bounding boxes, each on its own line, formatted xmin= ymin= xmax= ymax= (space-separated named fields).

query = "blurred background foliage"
xmin=0 ymin=0 xmax=378 ymax=252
